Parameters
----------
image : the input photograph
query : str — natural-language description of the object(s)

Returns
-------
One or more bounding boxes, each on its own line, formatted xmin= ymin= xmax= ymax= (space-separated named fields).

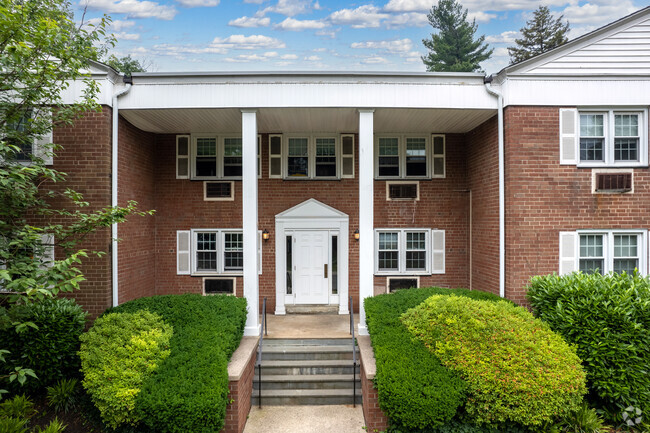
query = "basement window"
xmin=204 ymin=181 xmax=234 ymax=201
xmin=203 ymin=278 xmax=236 ymax=295
xmin=387 ymin=277 xmax=419 ymax=293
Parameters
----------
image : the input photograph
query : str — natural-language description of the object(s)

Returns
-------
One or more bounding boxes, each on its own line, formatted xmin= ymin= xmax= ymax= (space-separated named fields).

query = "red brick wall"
xmin=151 ymin=132 xmax=471 ymax=312
xmin=50 ymin=107 xmax=113 ymax=319
xmin=117 ymin=115 xmax=157 ymax=303
xmin=360 ymin=356 xmax=388 ymax=432
xmin=223 ymin=347 xmax=257 ymax=433
xmin=466 ymin=116 xmax=500 ymax=296
xmin=504 ymin=106 xmax=650 ymax=304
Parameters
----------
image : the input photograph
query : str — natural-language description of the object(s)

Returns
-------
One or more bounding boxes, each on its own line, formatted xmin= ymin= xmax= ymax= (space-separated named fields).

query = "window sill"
xmin=577 ymin=163 xmax=647 ymax=169
xmin=281 ymin=177 xmax=342 ymax=181
xmin=375 ymin=271 xmax=430 ymax=276
xmin=191 ymin=272 xmax=243 ymax=277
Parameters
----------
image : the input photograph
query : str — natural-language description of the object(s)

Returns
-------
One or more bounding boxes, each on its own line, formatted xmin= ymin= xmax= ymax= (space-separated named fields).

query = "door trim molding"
xmin=275 ymin=199 xmax=349 ymax=315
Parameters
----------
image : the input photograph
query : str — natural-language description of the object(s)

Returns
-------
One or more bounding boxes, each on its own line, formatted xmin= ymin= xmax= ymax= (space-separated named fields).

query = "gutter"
xmin=111 ymin=76 xmax=133 ymax=307
xmin=483 ymin=76 xmax=505 ymax=299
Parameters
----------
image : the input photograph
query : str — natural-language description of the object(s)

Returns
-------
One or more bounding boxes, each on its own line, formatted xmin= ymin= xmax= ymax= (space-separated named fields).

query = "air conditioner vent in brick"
xmin=205 ymin=181 xmax=232 ymax=199
xmin=595 ymin=173 xmax=632 ymax=193
xmin=388 ymin=183 xmax=418 ymax=200
xmin=388 ymin=278 xmax=418 ymax=293
xmin=204 ymin=278 xmax=234 ymax=295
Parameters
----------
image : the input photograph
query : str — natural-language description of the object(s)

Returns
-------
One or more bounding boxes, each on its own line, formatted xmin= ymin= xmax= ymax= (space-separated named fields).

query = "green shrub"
xmin=0 ymin=395 xmax=36 ymax=420
xmin=0 ymin=417 xmax=28 ymax=433
xmin=527 ymin=272 xmax=650 ymax=420
xmin=0 ymin=298 xmax=87 ymax=393
xmin=32 ymin=418 xmax=66 ymax=433
xmin=106 ymin=294 xmax=247 ymax=433
xmin=402 ymin=295 xmax=586 ymax=427
xmin=364 ymin=287 xmax=506 ymax=431
xmin=46 ymin=378 xmax=78 ymax=413
xmin=553 ymin=402 xmax=609 ymax=433
xmin=79 ymin=310 xmax=172 ymax=429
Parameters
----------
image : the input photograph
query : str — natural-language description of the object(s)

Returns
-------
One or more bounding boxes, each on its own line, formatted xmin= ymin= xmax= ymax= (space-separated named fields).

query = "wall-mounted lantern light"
xmin=354 ymin=229 xmax=360 ymax=241
xmin=262 ymin=229 xmax=270 ymax=242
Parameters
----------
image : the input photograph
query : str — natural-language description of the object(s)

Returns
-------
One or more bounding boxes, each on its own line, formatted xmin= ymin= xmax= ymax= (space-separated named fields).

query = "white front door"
xmin=293 ymin=230 xmax=329 ymax=304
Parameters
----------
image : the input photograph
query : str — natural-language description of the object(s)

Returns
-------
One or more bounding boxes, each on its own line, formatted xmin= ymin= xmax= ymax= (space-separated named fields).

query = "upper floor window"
xmin=375 ymin=135 xmax=445 ymax=179
xmin=179 ymin=135 xmax=259 ymax=180
xmin=269 ymin=134 xmax=352 ymax=180
xmin=561 ymin=108 xmax=647 ymax=167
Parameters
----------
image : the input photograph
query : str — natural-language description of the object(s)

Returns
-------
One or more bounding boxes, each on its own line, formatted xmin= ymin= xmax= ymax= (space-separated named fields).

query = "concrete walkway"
xmin=263 ymin=314 xmax=360 ymax=339
xmin=243 ymin=405 xmax=366 ymax=433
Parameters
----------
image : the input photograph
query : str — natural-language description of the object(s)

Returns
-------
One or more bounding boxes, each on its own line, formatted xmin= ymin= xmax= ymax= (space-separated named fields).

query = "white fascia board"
xmin=502 ymin=78 xmax=650 ymax=108
xmin=118 ymin=81 xmax=496 ymax=110
xmin=60 ymin=76 xmax=116 ymax=106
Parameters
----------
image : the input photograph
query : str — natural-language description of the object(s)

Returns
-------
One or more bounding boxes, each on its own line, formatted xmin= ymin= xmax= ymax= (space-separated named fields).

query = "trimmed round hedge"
xmin=82 ymin=294 xmax=247 ymax=433
xmin=402 ymin=295 xmax=586 ymax=428
xmin=364 ymin=287 xmax=508 ymax=431
xmin=527 ymin=272 xmax=650 ymax=421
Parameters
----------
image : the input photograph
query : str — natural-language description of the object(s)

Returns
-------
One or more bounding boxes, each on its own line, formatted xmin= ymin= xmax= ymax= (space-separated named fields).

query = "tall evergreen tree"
xmin=508 ymin=6 xmax=570 ymax=64
xmin=421 ymin=0 xmax=493 ymax=72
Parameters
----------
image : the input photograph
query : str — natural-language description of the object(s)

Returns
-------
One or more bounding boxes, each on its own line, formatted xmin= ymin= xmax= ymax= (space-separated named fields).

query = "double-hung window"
xmin=2 ymin=109 xmax=53 ymax=166
xmin=560 ymin=230 xmax=647 ymax=275
xmin=287 ymin=137 xmax=309 ymax=177
xmin=188 ymin=135 xmax=244 ymax=180
xmin=375 ymin=135 xmax=445 ymax=179
xmin=374 ymin=229 xmax=445 ymax=275
xmin=177 ymin=229 xmax=262 ymax=276
xmin=561 ymin=108 xmax=647 ymax=167
xmin=285 ymin=135 xmax=340 ymax=179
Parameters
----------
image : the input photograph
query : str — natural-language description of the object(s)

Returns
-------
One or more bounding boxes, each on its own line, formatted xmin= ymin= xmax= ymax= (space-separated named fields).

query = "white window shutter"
xmin=177 ymin=230 xmax=191 ymax=275
xmin=431 ymin=230 xmax=445 ymax=274
xmin=269 ymin=134 xmax=283 ymax=178
xmin=40 ymin=234 xmax=55 ymax=269
xmin=559 ymin=231 xmax=578 ymax=275
xmin=559 ymin=109 xmax=578 ymax=165
xmin=257 ymin=230 xmax=263 ymax=275
xmin=341 ymin=134 xmax=355 ymax=178
xmin=34 ymin=109 xmax=53 ymax=166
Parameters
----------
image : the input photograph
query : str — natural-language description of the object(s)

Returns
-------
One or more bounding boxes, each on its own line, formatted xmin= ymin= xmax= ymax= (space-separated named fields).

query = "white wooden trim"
xmin=176 ymin=135 xmax=190 ymax=179
xmin=177 ymin=230 xmax=191 ymax=275
xmin=385 ymin=180 xmax=419 ymax=201
xmin=374 ymin=228 xmax=438 ymax=275
xmin=40 ymin=234 xmax=55 ymax=269
xmin=431 ymin=134 xmax=445 ymax=178
xmin=431 ymin=229 xmax=445 ymax=274
xmin=340 ymin=134 xmax=355 ymax=179
xmin=34 ymin=108 xmax=53 ymax=166
xmin=374 ymin=134 xmax=439 ymax=180
xmin=268 ymin=134 xmax=283 ymax=178
xmin=358 ymin=109 xmax=374 ymax=335
xmin=203 ymin=181 xmax=234 ymax=201
xmin=559 ymin=231 xmax=578 ymax=275
xmin=574 ymin=229 xmax=648 ymax=275
xmin=559 ymin=108 xmax=578 ymax=165
xmin=242 ymin=109 xmax=259 ymax=336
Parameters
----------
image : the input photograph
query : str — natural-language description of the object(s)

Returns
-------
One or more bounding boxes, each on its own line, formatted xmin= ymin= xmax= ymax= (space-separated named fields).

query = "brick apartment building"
xmin=29 ymin=7 xmax=650 ymax=335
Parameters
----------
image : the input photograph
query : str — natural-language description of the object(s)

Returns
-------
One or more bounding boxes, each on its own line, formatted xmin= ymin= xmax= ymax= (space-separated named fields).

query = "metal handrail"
xmin=256 ymin=297 xmax=267 ymax=408
xmin=349 ymin=295 xmax=357 ymax=407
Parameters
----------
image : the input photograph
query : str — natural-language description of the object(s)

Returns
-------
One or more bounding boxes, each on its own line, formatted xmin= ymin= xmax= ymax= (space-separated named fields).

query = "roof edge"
xmin=129 ymin=70 xmax=486 ymax=79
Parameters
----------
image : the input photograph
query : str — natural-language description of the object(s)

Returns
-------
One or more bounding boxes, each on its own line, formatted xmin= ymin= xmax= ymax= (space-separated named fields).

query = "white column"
xmin=358 ymin=109 xmax=374 ymax=335
xmin=242 ymin=109 xmax=260 ymax=336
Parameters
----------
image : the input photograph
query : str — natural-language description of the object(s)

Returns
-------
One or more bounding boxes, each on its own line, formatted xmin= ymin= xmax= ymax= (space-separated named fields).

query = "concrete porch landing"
xmin=262 ymin=314 xmax=360 ymax=339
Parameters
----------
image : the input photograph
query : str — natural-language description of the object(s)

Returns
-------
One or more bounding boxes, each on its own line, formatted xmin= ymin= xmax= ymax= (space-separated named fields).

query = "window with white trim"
xmin=187 ymin=135 xmax=255 ymax=180
xmin=374 ymin=229 xmax=445 ymax=275
xmin=3 ymin=109 xmax=53 ymax=166
xmin=375 ymin=135 xmax=445 ymax=179
xmin=177 ymin=229 xmax=262 ymax=276
xmin=559 ymin=230 xmax=647 ymax=276
xmin=560 ymin=108 xmax=648 ymax=167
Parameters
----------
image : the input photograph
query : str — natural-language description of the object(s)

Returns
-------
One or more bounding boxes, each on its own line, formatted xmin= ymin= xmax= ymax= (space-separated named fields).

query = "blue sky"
xmin=76 ymin=0 xmax=646 ymax=74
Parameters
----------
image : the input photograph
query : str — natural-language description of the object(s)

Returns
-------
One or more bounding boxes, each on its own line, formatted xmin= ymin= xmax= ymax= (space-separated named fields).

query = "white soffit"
xmin=120 ymin=107 xmax=496 ymax=134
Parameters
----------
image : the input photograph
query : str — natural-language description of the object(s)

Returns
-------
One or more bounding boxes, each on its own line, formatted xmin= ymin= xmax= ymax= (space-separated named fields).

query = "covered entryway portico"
xmin=115 ymin=71 xmax=499 ymax=337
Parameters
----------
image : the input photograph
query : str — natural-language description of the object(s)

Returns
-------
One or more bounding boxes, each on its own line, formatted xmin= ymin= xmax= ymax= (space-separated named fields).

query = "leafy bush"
xmin=364 ymin=287 xmax=506 ymax=431
xmin=79 ymin=310 xmax=172 ymax=428
xmin=0 ymin=394 xmax=36 ymax=420
xmin=0 ymin=417 xmax=28 ymax=433
xmin=106 ymin=294 xmax=247 ymax=433
xmin=32 ymin=418 xmax=66 ymax=433
xmin=552 ymin=402 xmax=609 ymax=433
xmin=0 ymin=298 xmax=87 ymax=393
xmin=402 ymin=295 xmax=586 ymax=427
xmin=46 ymin=378 xmax=79 ymax=413
xmin=527 ymin=272 xmax=650 ymax=420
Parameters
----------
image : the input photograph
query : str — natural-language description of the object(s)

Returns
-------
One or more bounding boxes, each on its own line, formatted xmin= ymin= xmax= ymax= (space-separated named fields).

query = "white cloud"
xmin=329 ymin=5 xmax=388 ymax=28
xmin=493 ymin=47 xmax=509 ymax=57
xmin=243 ymin=0 xmax=266 ymax=3
xmin=275 ymin=17 xmax=329 ymax=30
xmin=224 ymin=51 xmax=280 ymax=62
xmin=385 ymin=12 xmax=427 ymax=28
xmin=145 ymin=43 xmax=227 ymax=56
xmin=561 ymin=1 xmax=638 ymax=25
xmin=263 ymin=51 xmax=279 ymax=57
xmin=80 ymin=0 xmax=177 ymax=20
xmin=485 ymin=30 xmax=519 ymax=44
xmin=260 ymin=0 xmax=314 ymax=16
xmin=281 ymin=53 xmax=298 ymax=59
xmin=312 ymin=47 xmax=327 ymax=52
xmin=305 ymin=55 xmax=321 ymax=61
xmin=111 ymin=19 xmax=136 ymax=31
xmin=228 ymin=16 xmax=271 ymax=27
xmin=177 ymin=0 xmax=219 ymax=7
xmin=383 ymin=0 xmax=429 ymax=12
xmin=114 ymin=31 xmax=140 ymax=40
xmin=211 ymin=34 xmax=286 ymax=50
xmin=361 ymin=56 xmax=389 ymax=64
xmin=276 ymin=61 xmax=294 ymax=66
xmin=351 ymin=38 xmax=413 ymax=53
xmin=316 ymin=28 xmax=339 ymax=38
xmin=467 ymin=11 xmax=497 ymax=22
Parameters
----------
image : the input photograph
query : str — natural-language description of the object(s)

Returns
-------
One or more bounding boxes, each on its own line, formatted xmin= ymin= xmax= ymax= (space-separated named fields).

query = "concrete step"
xmin=254 ymin=374 xmax=360 ymax=390
xmin=263 ymin=338 xmax=352 ymax=346
xmin=250 ymin=388 xmax=362 ymax=406
xmin=285 ymin=305 xmax=339 ymax=314
xmin=262 ymin=345 xmax=357 ymax=361
xmin=258 ymin=359 xmax=359 ymax=375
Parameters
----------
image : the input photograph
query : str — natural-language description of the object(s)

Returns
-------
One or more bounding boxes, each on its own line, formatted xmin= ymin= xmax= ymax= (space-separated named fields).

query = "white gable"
xmin=276 ymin=199 xmax=348 ymax=219
xmin=507 ymin=7 xmax=650 ymax=76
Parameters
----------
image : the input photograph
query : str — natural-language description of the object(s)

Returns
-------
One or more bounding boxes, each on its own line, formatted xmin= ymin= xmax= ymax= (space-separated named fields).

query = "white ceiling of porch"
xmin=120 ymin=107 xmax=496 ymax=135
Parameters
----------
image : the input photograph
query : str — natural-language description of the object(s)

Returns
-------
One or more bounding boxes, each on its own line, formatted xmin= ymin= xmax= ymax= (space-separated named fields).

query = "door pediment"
xmin=276 ymin=199 xmax=348 ymax=220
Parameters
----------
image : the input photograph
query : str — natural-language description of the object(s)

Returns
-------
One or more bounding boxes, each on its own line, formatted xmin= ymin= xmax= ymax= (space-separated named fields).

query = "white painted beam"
xmin=242 ymin=109 xmax=260 ymax=336
xmin=357 ymin=109 xmax=374 ymax=336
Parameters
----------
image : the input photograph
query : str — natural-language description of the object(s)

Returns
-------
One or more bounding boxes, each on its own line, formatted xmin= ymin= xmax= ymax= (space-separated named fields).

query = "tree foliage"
xmin=508 ymin=6 xmax=570 ymax=64
xmin=0 ymin=0 xmax=152 ymax=393
xmin=105 ymin=54 xmax=147 ymax=74
xmin=422 ymin=0 xmax=493 ymax=72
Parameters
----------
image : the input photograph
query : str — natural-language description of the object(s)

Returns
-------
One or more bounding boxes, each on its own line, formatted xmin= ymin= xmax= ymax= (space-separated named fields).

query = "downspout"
xmin=111 ymin=76 xmax=133 ymax=307
xmin=484 ymin=76 xmax=505 ymax=299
